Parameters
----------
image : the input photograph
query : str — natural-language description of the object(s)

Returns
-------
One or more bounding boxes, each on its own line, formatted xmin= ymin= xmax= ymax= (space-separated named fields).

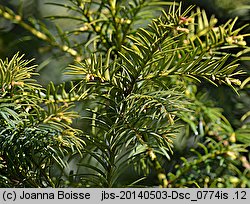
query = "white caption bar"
xmin=0 ymin=188 xmax=249 ymax=204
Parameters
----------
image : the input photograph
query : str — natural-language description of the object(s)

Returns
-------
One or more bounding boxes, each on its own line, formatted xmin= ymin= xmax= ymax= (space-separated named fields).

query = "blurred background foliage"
xmin=0 ymin=0 xmax=75 ymax=85
xmin=0 ymin=0 xmax=249 ymax=187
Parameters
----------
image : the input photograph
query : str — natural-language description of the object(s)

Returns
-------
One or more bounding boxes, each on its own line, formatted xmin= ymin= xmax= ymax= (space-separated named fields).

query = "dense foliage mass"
xmin=0 ymin=0 xmax=249 ymax=187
